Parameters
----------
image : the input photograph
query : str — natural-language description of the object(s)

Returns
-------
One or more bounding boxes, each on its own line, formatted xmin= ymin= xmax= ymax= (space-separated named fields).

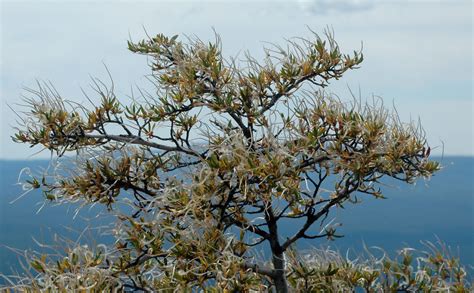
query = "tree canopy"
xmin=6 ymin=30 xmax=447 ymax=292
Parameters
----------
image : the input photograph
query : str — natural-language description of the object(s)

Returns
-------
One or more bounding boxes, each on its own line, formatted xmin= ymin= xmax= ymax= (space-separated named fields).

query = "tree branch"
xmin=83 ymin=133 xmax=202 ymax=157
xmin=281 ymin=182 xmax=355 ymax=251
xmin=242 ymin=261 xmax=276 ymax=278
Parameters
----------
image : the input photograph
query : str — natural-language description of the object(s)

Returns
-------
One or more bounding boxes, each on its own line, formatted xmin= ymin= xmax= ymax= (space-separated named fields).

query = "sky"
xmin=0 ymin=0 xmax=472 ymax=159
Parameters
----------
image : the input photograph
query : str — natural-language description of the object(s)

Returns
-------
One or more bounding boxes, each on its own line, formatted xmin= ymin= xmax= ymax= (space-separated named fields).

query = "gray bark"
xmin=272 ymin=252 xmax=289 ymax=293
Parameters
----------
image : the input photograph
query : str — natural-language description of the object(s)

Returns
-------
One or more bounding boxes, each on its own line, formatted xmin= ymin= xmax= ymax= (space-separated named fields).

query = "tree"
xmin=9 ymin=30 xmax=440 ymax=292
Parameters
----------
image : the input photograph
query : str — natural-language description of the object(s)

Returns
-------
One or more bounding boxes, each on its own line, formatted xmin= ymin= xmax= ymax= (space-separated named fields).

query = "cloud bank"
xmin=297 ymin=0 xmax=374 ymax=14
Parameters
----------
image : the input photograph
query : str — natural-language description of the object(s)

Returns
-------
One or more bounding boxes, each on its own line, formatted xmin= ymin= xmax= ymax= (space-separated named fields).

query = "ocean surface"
xmin=1 ymin=157 xmax=473 ymax=277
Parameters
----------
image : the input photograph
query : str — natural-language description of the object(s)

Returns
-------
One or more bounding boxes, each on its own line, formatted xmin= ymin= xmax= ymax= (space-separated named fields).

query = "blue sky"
xmin=1 ymin=0 xmax=472 ymax=158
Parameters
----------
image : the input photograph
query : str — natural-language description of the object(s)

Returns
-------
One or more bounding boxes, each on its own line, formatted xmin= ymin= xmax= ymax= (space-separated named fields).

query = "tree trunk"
xmin=272 ymin=252 xmax=289 ymax=293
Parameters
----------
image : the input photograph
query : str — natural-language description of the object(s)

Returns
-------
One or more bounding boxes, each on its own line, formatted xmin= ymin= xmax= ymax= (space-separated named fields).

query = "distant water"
xmin=1 ymin=157 xmax=473 ymax=276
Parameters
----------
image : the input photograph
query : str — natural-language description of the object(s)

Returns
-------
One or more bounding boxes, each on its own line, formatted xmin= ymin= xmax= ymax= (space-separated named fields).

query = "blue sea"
xmin=1 ymin=157 xmax=473 ymax=276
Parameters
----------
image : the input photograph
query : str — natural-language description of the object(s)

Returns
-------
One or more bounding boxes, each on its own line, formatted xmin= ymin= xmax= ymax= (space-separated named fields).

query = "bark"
xmin=265 ymin=201 xmax=289 ymax=292
xmin=272 ymin=252 xmax=289 ymax=293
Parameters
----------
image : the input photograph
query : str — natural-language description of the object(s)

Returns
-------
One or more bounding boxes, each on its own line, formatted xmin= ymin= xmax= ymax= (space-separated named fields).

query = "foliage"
xmin=286 ymin=241 xmax=471 ymax=292
xmin=6 ymin=30 xmax=441 ymax=291
xmin=3 ymin=240 xmax=471 ymax=292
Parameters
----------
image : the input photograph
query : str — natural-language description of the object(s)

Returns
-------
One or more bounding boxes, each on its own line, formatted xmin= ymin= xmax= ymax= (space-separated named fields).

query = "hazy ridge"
xmin=1 ymin=156 xmax=472 ymax=275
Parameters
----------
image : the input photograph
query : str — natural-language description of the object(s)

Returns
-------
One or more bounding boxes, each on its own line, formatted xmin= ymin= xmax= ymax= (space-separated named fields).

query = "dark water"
xmin=1 ymin=157 xmax=473 ymax=276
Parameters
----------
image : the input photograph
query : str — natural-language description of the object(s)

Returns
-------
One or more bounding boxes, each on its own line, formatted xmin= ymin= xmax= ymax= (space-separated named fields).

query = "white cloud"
xmin=297 ymin=0 xmax=374 ymax=14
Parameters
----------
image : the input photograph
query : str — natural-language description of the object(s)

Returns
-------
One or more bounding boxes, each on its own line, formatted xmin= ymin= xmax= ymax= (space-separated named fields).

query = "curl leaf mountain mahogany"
xmin=12 ymin=31 xmax=439 ymax=292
